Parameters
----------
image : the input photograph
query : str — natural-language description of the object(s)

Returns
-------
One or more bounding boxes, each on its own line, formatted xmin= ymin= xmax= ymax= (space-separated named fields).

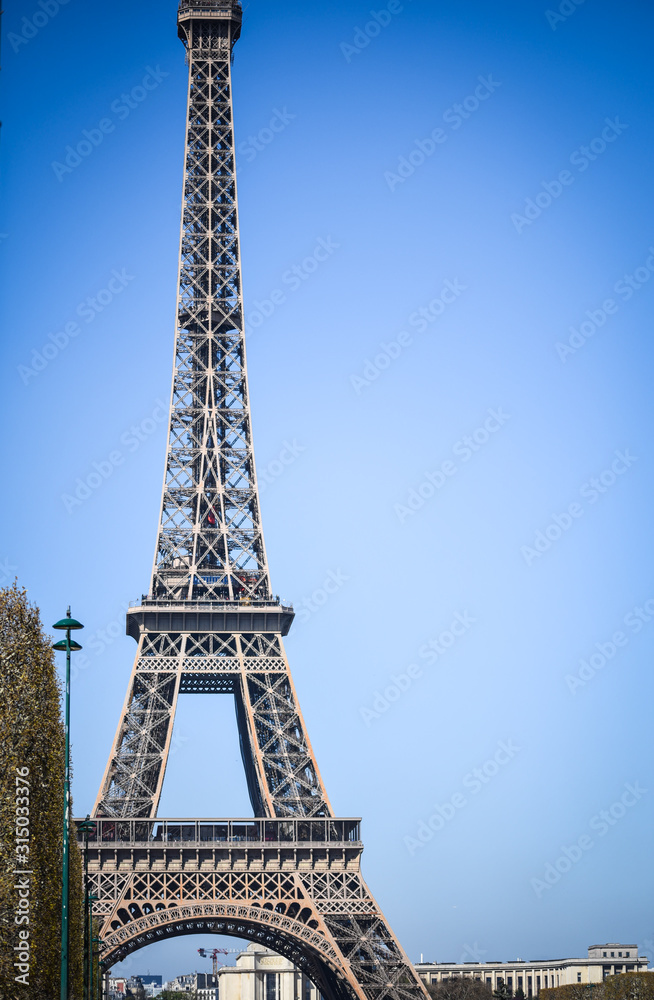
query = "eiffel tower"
xmin=79 ymin=5 xmax=428 ymax=999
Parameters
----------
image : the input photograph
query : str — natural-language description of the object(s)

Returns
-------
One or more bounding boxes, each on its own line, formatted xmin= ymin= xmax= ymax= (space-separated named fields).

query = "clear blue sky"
xmin=2 ymin=0 xmax=654 ymax=984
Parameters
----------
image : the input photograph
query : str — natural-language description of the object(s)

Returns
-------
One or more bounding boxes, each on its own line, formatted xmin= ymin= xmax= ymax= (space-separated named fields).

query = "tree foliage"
xmin=156 ymin=993 xmax=199 ymax=1000
xmin=427 ymin=976 xmax=492 ymax=1000
xmin=0 ymin=583 xmax=84 ymax=998
xmin=604 ymin=974 xmax=654 ymax=1000
xmin=541 ymin=975 xmax=654 ymax=1000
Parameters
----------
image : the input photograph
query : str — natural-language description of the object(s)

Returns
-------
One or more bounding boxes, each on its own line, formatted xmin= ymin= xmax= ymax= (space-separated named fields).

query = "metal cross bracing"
xmin=89 ymin=4 xmax=430 ymax=1000
xmin=94 ymin=624 xmax=331 ymax=820
xmin=154 ymin=0 xmax=263 ymax=607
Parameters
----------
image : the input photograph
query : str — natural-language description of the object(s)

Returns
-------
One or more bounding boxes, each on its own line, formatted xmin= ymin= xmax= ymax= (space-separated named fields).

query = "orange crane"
xmin=198 ymin=947 xmax=229 ymax=976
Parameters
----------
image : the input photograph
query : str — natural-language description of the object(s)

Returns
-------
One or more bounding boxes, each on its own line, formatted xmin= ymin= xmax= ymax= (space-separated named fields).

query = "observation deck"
xmin=177 ymin=0 xmax=243 ymax=42
xmin=75 ymin=817 xmax=375 ymax=990
xmin=76 ymin=817 xmax=361 ymax=848
xmin=126 ymin=600 xmax=295 ymax=639
xmin=75 ymin=817 xmax=365 ymax=889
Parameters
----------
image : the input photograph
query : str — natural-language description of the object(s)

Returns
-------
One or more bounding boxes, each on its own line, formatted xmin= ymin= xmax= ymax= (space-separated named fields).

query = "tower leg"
xmin=94 ymin=633 xmax=182 ymax=818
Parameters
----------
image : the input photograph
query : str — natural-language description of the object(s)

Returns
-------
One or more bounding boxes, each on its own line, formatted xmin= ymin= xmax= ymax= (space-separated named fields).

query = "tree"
xmin=428 ymin=976 xmax=493 ymax=1000
xmin=604 ymin=974 xmax=654 ymax=1000
xmin=0 ymin=583 xmax=84 ymax=999
xmin=541 ymin=986 xmax=594 ymax=1000
xmin=158 ymin=993 xmax=198 ymax=1000
xmin=541 ymin=976 xmax=654 ymax=1000
xmin=493 ymin=983 xmax=513 ymax=1000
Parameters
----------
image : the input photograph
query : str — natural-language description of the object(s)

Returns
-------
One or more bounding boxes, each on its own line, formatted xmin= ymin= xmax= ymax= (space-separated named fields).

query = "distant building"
xmin=128 ymin=975 xmax=163 ymax=998
xmin=416 ymin=943 xmax=650 ymax=994
xmin=156 ymin=940 xmax=651 ymax=1000
xmin=163 ymin=971 xmax=219 ymax=996
xmin=107 ymin=975 xmax=163 ymax=998
xmin=198 ymin=988 xmax=220 ymax=1000
xmin=217 ymin=943 xmax=322 ymax=1000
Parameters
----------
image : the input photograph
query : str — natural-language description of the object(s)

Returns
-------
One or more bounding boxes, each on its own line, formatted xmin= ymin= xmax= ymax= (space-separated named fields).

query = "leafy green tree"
xmin=604 ymin=974 xmax=654 ymax=1000
xmin=0 ymin=584 xmax=84 ymax=998
xmin=427 ymin=976 xmax=493 ymax=1000
xmin=541 ymin=986 xmax=593 ymax=1000
xmin=542 ymin=976 xmax=654 ymax=1000
xmin=157 ymin=993 xmax=198 ymax=1000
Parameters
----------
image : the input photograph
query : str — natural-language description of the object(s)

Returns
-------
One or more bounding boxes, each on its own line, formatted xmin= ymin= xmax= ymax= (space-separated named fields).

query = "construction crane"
xmin=198 ymin=947 xmax=229 ymax=976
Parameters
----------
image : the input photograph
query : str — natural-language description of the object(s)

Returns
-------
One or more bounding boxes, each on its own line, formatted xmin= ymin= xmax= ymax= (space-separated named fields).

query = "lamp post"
xmin=53 ymin=608 xmax=84 ymax=1000
xmin=77 ymin=816 xmax=96 ymax=1000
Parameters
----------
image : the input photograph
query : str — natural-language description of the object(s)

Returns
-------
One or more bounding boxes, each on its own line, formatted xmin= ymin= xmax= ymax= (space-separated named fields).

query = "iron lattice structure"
xmin=88 ymin=5 xmax=429 ymax=1000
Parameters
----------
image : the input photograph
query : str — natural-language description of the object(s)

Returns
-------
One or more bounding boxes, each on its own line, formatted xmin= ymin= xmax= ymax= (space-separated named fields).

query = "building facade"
xmin=162 ymin=972 xmax=219 ymax=996
xmin=416 ymin=944 xmax=649 ymax=995
xmin=217 ymin=944 xmax=322 ymax=1000
xmin=107 ymin=974 xmax=163 ymax=998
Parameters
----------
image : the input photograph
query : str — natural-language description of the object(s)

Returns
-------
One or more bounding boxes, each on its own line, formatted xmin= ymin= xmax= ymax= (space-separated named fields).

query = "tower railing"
xmin=178 ymin=1 xmax=242 ymax=15
xmin=75 ymin=817 xmax=362 ymax=847
xmin=129 ymin=598 xmax=293 ymax=611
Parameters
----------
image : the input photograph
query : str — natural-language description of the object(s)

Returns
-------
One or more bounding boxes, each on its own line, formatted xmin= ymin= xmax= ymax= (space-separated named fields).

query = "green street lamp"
xmin=53 ymin=608 xmax=84 ymax=1000
xmin=77 ymin=816 xmax=96 ymax=1000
